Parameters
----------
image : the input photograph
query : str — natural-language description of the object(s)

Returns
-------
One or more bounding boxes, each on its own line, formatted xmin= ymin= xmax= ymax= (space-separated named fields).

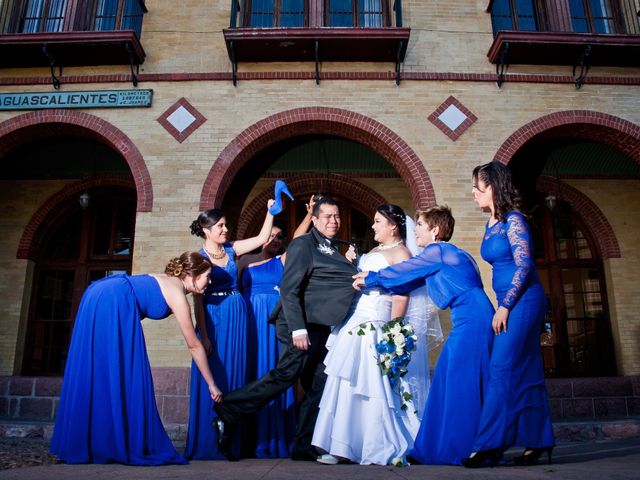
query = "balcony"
xmin=223 ymin=0 xmax=410 ymax=83
xmin=0 ymin=0 xmax=147 ymax=83
xmin=487 ymin=0 xmax=640 ymax=82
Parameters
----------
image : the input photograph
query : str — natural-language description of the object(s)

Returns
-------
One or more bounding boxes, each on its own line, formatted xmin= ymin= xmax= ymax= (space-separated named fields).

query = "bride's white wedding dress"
xmin=312 ymin=252 xmax=438 ymax=465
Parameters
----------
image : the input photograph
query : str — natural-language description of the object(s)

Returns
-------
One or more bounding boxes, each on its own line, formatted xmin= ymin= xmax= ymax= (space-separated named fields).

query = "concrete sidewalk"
xmin=1 ymin=438 xmax=639 ymax=480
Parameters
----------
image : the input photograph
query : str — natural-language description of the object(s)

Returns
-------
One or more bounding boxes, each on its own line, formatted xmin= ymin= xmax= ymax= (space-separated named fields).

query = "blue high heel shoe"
xmin=268 ymin=179 xmax=294 ymax=215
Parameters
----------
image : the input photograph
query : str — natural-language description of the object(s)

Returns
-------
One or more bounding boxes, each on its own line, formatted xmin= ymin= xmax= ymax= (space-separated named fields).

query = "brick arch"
xmin=200 ymin=107 xmax=435 ymax=212
xmin=17 ymin=176 xmax=136 ymax=260
xmin=536 ymin=175 xmax=620 ymax=259
xmin=494 ymin=110 xmax=640 ymax=166
xmin=236 ymin=174 xmax=387 ymax=238
xmin=0 ymin=110 xmax=152 ymax=212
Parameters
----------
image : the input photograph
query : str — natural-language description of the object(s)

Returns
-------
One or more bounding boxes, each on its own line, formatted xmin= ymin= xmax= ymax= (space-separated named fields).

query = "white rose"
xmin=393 ymin=333 xmax=406 ymax=347
xmin=404 ymin=324 xmax=414 ymax=334
xmin=396 ymin=348 xmax=404 ymax=356
xmin=390 ymin=323 xmax=402 ymax=335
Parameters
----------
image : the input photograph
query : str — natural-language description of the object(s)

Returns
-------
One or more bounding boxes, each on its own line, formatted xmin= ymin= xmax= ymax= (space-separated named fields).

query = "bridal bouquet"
xmin=375 ymin=317 xmax=418 ymax=410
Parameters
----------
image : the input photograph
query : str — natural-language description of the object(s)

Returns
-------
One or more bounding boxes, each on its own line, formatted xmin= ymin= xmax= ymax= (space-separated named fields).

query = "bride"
xmin=311 ymin=204 xmax=441 ymax=465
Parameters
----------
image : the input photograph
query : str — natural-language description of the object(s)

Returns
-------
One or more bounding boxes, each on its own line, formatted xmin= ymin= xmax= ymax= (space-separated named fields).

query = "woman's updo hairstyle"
xmin=376 ymin=204 xmax=407 ymax=240
xmin=190 ymin=209 xmax=225 ymax=238
xmin=165 ymin=251 xmax=211 ymax=279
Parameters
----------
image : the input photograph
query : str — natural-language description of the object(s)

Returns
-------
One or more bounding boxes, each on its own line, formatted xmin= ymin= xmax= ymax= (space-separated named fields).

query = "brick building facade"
xmin=0 ymin=1 xmax=639 ymax=424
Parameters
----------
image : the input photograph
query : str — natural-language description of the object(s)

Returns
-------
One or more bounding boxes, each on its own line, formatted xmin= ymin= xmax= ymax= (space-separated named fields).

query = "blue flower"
xmin=376 ymin=340 xmax=389 ymax=355
xmin=405 ymin=336 xmax=415 ymax=351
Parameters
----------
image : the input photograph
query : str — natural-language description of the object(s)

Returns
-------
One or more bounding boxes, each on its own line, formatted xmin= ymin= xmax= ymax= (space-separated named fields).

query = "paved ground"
xmin=1 ymin=437 xmax=639 ymax=480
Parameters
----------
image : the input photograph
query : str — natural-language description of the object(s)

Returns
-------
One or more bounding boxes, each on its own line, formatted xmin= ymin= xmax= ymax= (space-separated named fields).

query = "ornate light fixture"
xmin=79 ymin=191 xmax=90 ymax=210
xmin=545 ymin=157 xmax=561 ymax=211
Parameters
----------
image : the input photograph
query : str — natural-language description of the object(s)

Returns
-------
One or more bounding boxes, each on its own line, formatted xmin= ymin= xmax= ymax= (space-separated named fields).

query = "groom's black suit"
xmin=216 ymin=227 xmax=358 ymax=457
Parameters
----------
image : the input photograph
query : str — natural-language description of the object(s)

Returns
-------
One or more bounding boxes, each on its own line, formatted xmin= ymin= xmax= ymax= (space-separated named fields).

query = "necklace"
xmin=377 ymin=240 xmax=403 ymax=251
xmin=204 ymin=244 xmax=226 ymax=260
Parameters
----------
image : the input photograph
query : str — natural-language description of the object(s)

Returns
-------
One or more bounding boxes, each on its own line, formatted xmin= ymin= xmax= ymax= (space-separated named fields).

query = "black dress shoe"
xmin=290 ymin=450 xmax=319 ymax=462
xmin=212 ymin=417 xmax=237 ymax=462
xmin=462 ymin=449 xmax=500 ymax=468
xmin=406 ymin=454 xmax=422 ymax=465
xmin=513 ymin=447 xmax=553 ymax=466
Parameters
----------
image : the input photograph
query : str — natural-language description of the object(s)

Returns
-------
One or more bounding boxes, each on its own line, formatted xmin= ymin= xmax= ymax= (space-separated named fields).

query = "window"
xmin=532 ymin=201 xmax=616 ymax=377
xmin=491 ymin=0 xmax=540 ymax=32
xmin=569 ymin=0 xmax=616 ymax=33
xmin=1 ymin=0 xmax=146 ymax=37
xmin=245 ymin=0 xmax=306 ymax=27
xmin=19 ymin=0 xmax=66 ymax=33
xmin=490 ymin=0 xmax=638 ymax=35
xmin=325 ymin=0 xmax=388 ymax=28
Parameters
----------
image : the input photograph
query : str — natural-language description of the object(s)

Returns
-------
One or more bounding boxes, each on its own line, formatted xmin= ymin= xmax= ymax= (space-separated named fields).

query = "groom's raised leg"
xmin=216 ymin=319 xmax=306 ymax=426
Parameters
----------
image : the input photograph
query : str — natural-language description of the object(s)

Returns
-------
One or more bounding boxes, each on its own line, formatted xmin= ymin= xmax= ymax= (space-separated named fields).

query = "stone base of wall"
xmin=1 ymin=369 xmax=639 ymax=426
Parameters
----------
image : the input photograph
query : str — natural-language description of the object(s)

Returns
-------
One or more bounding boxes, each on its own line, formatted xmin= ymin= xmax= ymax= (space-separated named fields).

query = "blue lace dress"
xmin=50 ymin=274 xmax=186 ymax=465
xmin=242 ymin=256 xmax=295 ymax=458
xmin=471 ymin=211 xmax=555 ymax=452
xmin=364 ymin=243 xmax=494 ymax=465
xmin=185 ymin=244 xmax=248 ymax=460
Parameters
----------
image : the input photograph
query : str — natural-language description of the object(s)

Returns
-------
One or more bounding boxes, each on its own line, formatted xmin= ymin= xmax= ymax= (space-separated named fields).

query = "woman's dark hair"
xmin=472 ymin=162 xmax=524 ymax=222
xmin=190 ymin=209 xmax=225 ymax=238
xmin=165 ymin=251 xmax=211 ymax=279
xmin=311 ymin=195 xmax=338 ymax=217
xmin=376 ymin=204 xmax=407 ymax=241
xmin=417 ymin=205 xmax=455 ymax=242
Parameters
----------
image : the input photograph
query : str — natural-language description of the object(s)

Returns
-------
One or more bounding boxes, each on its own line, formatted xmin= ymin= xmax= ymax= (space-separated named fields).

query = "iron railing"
xmin=488 ymin=0 xmax=640 ymax=36
xmin=0 ymin=0 xmax=147 ymax=38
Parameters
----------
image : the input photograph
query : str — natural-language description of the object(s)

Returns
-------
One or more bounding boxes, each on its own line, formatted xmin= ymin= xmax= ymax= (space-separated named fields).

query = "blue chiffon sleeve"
xmin=500 ymin=212 xmax=534 ymax=310
xmin=365 ymin=243 xmax=444 ymax=294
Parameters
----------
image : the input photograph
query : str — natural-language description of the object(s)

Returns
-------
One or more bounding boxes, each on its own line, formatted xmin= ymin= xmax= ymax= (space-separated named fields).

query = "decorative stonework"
xmin=428 ymin=96 xmax=478 ymax=141
xmin=493 ymin=110 xmax=640 ymax=167
xmin=157 ymin=97 xmax=206 ymax=143
xmin=200 ymin=107 xmax=436 ymax=211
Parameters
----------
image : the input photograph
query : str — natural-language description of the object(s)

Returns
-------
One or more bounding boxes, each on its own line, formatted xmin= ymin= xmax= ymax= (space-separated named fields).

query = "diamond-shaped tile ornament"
xmin=157 ymin=98 xmax=207 ymax=143
xmin=428 ymin=96 xmax=477 ymax=141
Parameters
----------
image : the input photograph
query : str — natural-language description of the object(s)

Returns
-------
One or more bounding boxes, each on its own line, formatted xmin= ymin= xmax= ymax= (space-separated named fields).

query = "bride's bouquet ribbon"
xmin=268 ymin=179 xmax=294 ymax=215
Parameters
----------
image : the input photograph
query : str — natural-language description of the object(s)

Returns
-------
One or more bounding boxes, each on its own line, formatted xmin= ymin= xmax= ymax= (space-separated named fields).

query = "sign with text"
xmin=0 ymin=89 xmax=153 ymax=111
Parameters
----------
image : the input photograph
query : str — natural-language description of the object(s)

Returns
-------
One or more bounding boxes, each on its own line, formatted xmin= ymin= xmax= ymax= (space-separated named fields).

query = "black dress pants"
xmin=216 ymin=317 xmax=330 ymax=455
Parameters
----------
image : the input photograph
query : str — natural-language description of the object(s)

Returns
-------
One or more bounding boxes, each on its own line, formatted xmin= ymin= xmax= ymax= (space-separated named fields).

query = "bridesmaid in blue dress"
xmin=464 ymin=162 xmax=555 ymax=467
xmin=239 ymin=201 xmax=314 ymax=458
xmin=51 ymin=252 xmax=222 ymax=465
xmin=353 ymin=206 xmax=494 ymax=465
xmin=242 ymin=252 xmax=296 ymax=458
xmin=185 ymin=200 xmax=276 ymax=460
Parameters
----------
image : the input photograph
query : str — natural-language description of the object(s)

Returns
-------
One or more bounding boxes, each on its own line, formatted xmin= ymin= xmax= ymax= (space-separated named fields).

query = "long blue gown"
xmin=50 ymin=274 xmax=186 ymax=465
xmin=242 ymin=256 xmax=296 ymax=458
xmin=185 ymin=244 xmax=248 ymax=460
xmin=364 ymin=242 xmax=494 ymax=465
xmin=471 ymin=211 xmax=555 ymax=452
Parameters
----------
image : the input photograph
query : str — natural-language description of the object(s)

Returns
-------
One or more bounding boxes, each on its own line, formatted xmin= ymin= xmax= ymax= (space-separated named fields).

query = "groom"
xmin=214 ymin=196 xmax=358 ymax=461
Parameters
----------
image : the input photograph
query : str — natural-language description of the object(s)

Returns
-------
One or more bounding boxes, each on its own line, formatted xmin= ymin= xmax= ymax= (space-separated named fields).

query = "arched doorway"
xmin=1 ymin=131 xmax=141 ymax=376
xmin=501 ymin=114 xmax=640 ymax=377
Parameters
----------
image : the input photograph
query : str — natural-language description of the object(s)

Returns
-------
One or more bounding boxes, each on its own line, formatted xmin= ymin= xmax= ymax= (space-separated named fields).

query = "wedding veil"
xmin=403 ymin=215 xmax=444 ymax=417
